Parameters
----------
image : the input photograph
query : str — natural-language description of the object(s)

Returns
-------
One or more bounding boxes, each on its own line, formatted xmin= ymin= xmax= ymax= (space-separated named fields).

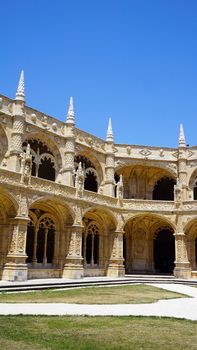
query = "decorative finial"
xmin=66 ymin=96 xmax=75 ymax=125
xmin=106 ymin=117 xmax=114 ymax=142
xmin=15 ymin=70 xmax=25 ymax=102
xmin=179 ymin=123 xmax=186 ymax=147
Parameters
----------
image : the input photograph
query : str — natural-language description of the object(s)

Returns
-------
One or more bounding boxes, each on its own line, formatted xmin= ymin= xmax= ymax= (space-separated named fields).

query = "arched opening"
xmin=26 ymin=219 xmax=34 ymax=263
xmin=38 ymin=157 xmax=56 ymax=181
xmin=75 ymin=155 xmax=98 ymax=192
xmin=154 ymin=228 xmax=175 ymax=273
xmin=153 ymin=177 xmax=176 ymax=200
xmin=84 ymin=170 xmax=98 ymax=192
xmin=114 ymin=173 xmax=120 ymax=198
xmin=23 ymin=139 xmax=56 ymax=181
xmin=193 ymin=178 xmax=197 ymax=200
xmin=26 ymin=213 xmax=55 ymax=266
xmin=83 ymin=222 xmax=100 ymax=266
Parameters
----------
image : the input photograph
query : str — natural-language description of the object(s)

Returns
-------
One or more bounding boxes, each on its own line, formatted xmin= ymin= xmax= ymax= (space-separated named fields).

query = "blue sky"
xmin=1 ymin=0 xmax=197 ymax=147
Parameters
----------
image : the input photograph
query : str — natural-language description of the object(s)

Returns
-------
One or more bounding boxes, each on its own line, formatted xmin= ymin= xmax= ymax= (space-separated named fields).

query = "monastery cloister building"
xmin=0 ymin=71 xmax=197 ymax=281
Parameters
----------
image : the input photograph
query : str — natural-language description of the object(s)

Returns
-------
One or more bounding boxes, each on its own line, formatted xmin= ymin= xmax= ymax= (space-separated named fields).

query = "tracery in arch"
xmin=22 ymin=139 xmax=57 ymax=181
xmin=193 ymin=177 xmax=197 ymax=200
xmin=26 ymin=211 xmax=56 ymax=265
xmin=152 ymin=177 xmax=176 ymax=201
xmin=82 ymin=221 xmax=100 ymax=266
xmin=75 ymin=155 xmax=98 ymax=192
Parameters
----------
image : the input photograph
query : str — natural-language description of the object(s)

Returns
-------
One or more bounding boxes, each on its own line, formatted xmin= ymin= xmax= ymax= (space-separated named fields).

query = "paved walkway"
xmin=0 ymin=283 xmax=197 ymax=320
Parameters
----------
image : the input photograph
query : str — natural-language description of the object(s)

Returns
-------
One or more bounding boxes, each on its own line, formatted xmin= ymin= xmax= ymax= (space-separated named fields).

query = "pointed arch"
xmin=22 ymin=132 xmax=62 ymax=181
xmin=124 ymin=213 xmax=175 ymax=274
xmin=75 ymin=153 xmax=103 ymax=192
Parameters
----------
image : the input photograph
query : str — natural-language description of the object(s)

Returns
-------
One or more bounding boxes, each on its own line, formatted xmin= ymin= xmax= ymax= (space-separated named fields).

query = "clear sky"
xmin=1 ymin=0 xmax=197 ymax=147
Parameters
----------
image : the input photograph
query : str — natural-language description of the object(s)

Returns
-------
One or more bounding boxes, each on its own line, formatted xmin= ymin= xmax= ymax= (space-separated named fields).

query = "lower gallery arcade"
xmin=0 ymin=186 xmax=196 ymax=281
xmin=1 ymin=75 xmax=197 ymax=281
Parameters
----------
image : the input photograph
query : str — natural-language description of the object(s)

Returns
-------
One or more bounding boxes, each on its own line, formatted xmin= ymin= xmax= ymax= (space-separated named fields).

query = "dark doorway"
xmin=26 ymin=222 xmax=34 ymax=263
xmin=85 ymin=171 xmax=98 ymax=192
xmin=154 ymin=228 xmax=175 ymax=273
xmin=123 ymin=235 xmax=126 ymax=267
xmin=38 ymin=157 xmax=55 ymax=181
xmin=37 ymin=228 xmax=45 ymax=263
xmin=153 ymin=177 xmax=176 ymax=200
xmin=194 ymin=187 xmax=197 ymax=200
xmin=47 ymin=229 xmax=55 ymax=263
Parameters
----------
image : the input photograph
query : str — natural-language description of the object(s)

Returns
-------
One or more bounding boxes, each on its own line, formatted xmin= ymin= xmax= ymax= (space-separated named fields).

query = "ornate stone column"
xmin=2 ymin=216 xmax=29 ymax=281
xmin=178 ymin=124 xmax=188 ymax=200
xmin=174 ymin=230 xmax=191 ymax=279
xmin=104 ymin=118 xmax=115 ymax=197
xmin=62 ymin=225 xmax=84 ymax=279
xmin=107 ymin=230 xmax=125 ymax=277
xmin=10 ymin=71 xmax=26 ymax=172
xmin=63 ymin=97 xmax=75 ymax=186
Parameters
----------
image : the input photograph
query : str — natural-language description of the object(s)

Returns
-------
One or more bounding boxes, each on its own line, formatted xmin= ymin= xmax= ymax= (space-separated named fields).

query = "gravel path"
xmin=0 ymin=283 xmax=197 ymax=320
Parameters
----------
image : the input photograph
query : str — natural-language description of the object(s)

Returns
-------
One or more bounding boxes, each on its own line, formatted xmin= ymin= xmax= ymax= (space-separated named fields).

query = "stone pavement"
xmin=0 ymin=283 xmax=197 ymax=320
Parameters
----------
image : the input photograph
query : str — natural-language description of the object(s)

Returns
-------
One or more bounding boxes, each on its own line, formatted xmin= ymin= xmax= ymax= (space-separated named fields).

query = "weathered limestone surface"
xmin=1 ymin=73 xmax=197 ymax=281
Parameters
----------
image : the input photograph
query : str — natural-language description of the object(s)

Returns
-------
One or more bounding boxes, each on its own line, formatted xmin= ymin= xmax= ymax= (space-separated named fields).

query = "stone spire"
xmin=106 ymin=118 xmax=114 ymax=142
xmin=66 ymin=96 xmax=75 ymax=125
xmin=179 ymin=123 xmax=186 ymax=147
xmin=15 ymin=70 xmax=25 ymax=102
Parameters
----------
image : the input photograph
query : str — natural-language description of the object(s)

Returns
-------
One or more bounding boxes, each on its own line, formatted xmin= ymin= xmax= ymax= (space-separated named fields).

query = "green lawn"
xmin=0 ymin=315 xmax=196 ymax=350
xmin=0 ymin=284 xmax=186 ymax=304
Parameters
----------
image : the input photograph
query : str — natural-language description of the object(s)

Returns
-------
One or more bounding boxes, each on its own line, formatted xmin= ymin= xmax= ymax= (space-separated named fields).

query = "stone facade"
xmin=0 ymin=72 xmax=197 ymax=281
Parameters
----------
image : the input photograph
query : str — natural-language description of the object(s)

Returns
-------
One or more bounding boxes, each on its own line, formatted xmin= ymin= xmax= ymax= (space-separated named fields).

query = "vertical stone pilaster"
xmin=178 ymin=125 xmax=188 ymax=200
xmin=62 ymin=225 xmax=84 ymax=279
xmin=104 ymin=144 xmax=115 ymax=197
xmin=2 ymin=216 xmax=29 ymax=281
xmin=174 ymin=232 xmax=191 ymax=279
xmin=10 ymin=101 xmax=26 ymax=172
xmin=63 ymin=125 xmax=75 ymax=186
xmin=107 ymin=230 xmax=125 ymax=277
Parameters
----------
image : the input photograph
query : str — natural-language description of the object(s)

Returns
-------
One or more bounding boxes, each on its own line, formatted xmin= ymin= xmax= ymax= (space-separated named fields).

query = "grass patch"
xmin=0 ymin=315 xmax=196 ymax=350
xmin=0 ymin=284 xmax=186 ymax=304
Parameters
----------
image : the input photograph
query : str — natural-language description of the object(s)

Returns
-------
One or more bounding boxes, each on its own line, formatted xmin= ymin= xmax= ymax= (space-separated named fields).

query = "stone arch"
xmin=124 ymin=213 xmax=175 ymax=274
xmin=188 ymin=169 xmax=197 ymax=200
xmin=184 ymin=218 xmax=197 ymax=270
xmin=0 ymin=186 xmax=18 ymax=221
xmin=115 ymin=164 xmax=176 ymax=200
xmin=29 ymin=197 xmax=74 ymax=228
xmin=153 ymin=225 xmax=175 ymax=273
xmin=75 ymin=152 xmax=103 ymax=192
xmin=26 ymin=197 xmax=74 ymax=274
xmin=82 ymin=207 xmax=117 ymax=275
xmin=22 ymin=132 xmax=62 ymax=181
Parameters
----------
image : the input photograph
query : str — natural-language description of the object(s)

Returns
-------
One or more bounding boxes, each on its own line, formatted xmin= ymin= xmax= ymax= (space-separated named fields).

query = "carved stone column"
xmin=10 ymin=101 xmax=26 ymax=172
xmin=107 ymin=230 xmax=125 ymax=277
xmin=62 ymin=225 xmax=84 ymax=279
xmin=174 ymin=231 xmax=191 ymax=279
xmin=178 ymin=125 xmax=188 ymax=200
xmin=63 ymin=134 xmax=75 ymax=186
xmin=2 ymin=216 xmax=29 ymax=281
xmin=104 ymin=145 xmax=115 ymax=197
xmin=63 ymin=98 xmax=75 ymax=186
